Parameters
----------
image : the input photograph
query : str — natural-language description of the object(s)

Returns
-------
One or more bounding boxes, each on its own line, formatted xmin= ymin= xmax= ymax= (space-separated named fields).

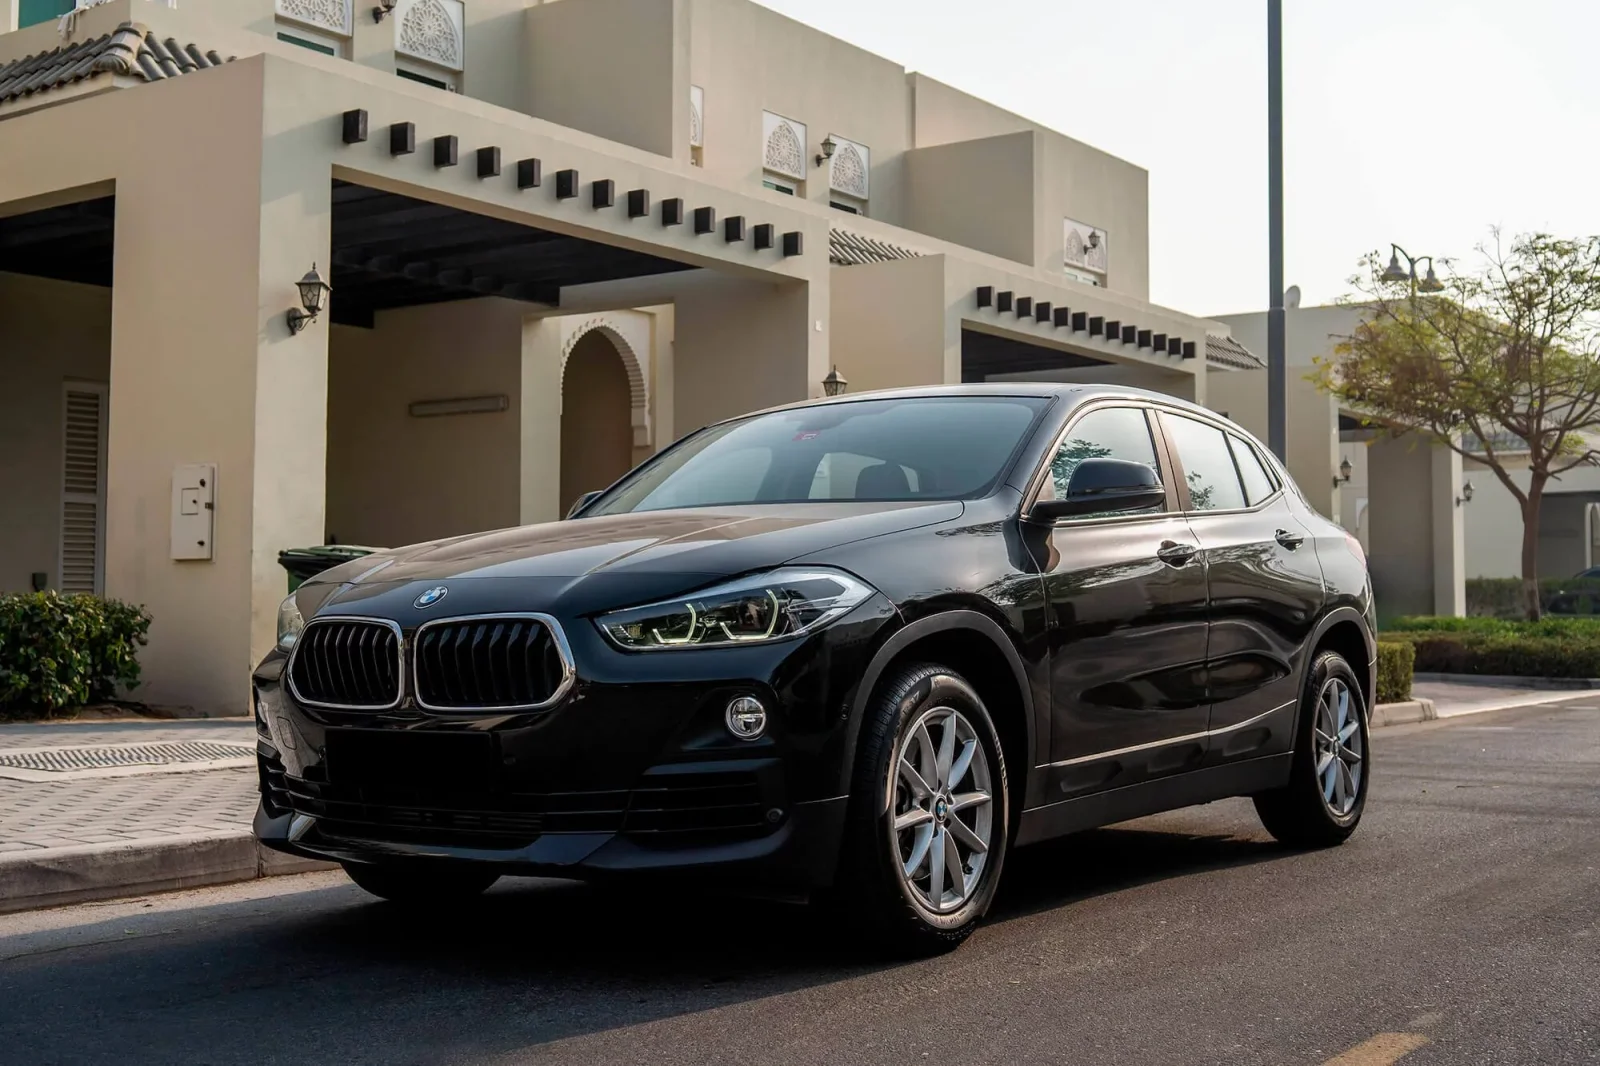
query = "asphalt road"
xmin=3 ymin=699 xmax=1598 ymax=1066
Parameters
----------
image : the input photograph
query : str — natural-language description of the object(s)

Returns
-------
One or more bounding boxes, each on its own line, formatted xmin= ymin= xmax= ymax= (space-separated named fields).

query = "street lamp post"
xmin=1266 ymin=0 xmax=1286 ymax=462
xmin=1381 ymin=244 xmax=1445 ymax=297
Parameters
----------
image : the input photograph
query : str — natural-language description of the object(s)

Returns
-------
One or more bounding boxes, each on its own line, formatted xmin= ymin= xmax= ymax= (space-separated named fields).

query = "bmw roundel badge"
xmin=414 ymin=585 xmax=449 ymax=609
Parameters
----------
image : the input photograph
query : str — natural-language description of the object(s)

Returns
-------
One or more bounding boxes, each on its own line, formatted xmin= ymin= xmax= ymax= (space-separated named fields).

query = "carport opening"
xmin=324 ymin=181 xmax=697 ymax=550
xmin=0 ymin=195 xmax=115 ymax=595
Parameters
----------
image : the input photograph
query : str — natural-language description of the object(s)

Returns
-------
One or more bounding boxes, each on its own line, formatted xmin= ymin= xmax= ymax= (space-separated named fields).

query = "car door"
xmin=1158 ymin=411 xmax=1325 ymax=767
xmin=1026 ymin=403 xmax=1212 ymax=799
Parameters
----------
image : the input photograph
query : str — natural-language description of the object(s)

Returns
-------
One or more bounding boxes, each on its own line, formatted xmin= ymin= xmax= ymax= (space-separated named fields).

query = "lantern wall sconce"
xmin=814 ymin=134 xmax=836 ymax=169
xmin=1333 ymin=455 xmax=1353 ymax=488
xmin=1457 ymin=480 xmax=1475 ymax=507
xmin=286 ymin=264 xmax=331 ymax=335
xmin=372 ymin=0 xmax=396 ymax=22
xmin=821 ymin=366 xmax=848 ymax=396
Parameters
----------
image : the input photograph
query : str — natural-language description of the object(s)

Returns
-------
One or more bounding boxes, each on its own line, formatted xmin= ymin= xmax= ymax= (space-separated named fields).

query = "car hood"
xmin=307 ymin=501 xmax=962 ymax=618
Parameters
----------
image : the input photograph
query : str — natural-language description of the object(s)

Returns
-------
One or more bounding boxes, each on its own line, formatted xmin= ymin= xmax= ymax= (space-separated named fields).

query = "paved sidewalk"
xmin=0 ymin=717 xmax=322 ymax=914
xmin=0 ymin=719 xmax=257 ymax=852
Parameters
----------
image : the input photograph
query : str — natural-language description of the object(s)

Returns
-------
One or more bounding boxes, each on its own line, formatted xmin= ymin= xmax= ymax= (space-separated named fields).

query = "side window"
xmin=1228 ymin=434 xmax=1278 ymax=506
xmin=1163 ymin=414 xmax=1248 ymax=512
xmin=1046 ymin=407 xmax=1164 ymax=516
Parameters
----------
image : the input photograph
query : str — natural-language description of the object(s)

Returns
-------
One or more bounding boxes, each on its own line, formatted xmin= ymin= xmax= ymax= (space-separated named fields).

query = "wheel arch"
xmin=1304 ymin=606 xmax=1377 ymax=713
xmin=839 ymin=610 xmax=1037 ymax=807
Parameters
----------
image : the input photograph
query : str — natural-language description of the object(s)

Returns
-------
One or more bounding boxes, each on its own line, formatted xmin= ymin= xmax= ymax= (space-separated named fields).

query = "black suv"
xmin=254 ymin=385 xmax=1375 ymax=954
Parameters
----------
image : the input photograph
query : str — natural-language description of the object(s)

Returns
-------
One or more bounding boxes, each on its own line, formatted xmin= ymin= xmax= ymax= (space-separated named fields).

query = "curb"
xmin=1371 ymin=698 xmax=1437 ymax=728
xmin=0 ymin=832 xmax=335 ymax=916
xmin=1413 ymin=672 xmax=1600 ymax=691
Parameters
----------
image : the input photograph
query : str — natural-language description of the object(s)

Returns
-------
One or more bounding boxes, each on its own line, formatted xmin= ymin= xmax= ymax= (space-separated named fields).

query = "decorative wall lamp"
xmin=1457 ymin=479 xmax=1476 ymax=507
xmin=372 ymin=0 xmax=396 ymax=22
xmin=285 ymin=264 xmax=331 ymax=335
xmin=821 ymin=366 xmax=848 ymax=396
xmin=1333 ymin=455 xmax=1353 ymax=488
xmin=814 ymin=135 xmax=836 ymax=169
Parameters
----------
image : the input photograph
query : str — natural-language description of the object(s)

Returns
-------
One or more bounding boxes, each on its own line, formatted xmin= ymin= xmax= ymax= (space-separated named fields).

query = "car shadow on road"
xmin=988 ymin=807 xmax=1287 ymax=924
xmin=0 ymin=812 xmax=1293 ymax=1063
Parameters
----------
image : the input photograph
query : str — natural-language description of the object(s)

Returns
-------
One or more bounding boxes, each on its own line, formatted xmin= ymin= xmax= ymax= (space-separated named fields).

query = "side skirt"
xmin=1014 ymin=753 xmax=1292 ymax=847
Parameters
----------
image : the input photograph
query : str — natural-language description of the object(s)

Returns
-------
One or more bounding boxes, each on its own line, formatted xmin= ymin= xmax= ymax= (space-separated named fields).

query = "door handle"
xmin=1156 ymin=540 xmax=1198 ymax=565
xmin=1275 ymin=528 xmax=1305 ymax=550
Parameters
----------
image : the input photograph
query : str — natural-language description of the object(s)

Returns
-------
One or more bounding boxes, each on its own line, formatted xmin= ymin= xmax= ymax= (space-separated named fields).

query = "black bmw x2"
xmin=254 ymin=384 xmax=1375 ymax=954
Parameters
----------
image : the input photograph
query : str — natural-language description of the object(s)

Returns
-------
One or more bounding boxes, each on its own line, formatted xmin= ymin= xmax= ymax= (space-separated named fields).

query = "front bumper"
xmin=254 ymin=786 xmax=849 ymax=890
xmin=251 ymin=596 xmax=896 ymax=891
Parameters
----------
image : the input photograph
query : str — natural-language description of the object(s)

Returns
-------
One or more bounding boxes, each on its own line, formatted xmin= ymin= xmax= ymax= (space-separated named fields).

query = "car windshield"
xmin=588 ymin=396 xmax=1051 ymax=514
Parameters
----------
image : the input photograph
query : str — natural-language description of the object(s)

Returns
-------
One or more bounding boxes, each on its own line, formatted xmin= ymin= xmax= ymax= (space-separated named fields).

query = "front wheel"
xmin=1253 ymin=650 xmax=1370 ymax=847
xmin=341 ymin=860 xmax=500 ymax=904
xmin=829 ymin=664 xmax=1010 ymax=957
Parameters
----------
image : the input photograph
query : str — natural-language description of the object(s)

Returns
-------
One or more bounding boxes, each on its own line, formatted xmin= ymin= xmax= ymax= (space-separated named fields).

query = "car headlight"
xmin=277 ymin=595 xmax=306 ymax=650
xmin=598 ymin=568 xmax=875 ymax=650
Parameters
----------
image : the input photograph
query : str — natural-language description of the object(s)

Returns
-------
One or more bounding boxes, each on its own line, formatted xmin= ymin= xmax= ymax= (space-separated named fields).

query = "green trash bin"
xmin=278 ymin=545 xmax=379 ymax=593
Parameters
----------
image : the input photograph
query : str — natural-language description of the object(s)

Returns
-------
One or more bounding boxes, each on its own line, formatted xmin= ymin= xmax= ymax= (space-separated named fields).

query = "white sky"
xmin=754 ymin=0 xmax=1600 ymax=319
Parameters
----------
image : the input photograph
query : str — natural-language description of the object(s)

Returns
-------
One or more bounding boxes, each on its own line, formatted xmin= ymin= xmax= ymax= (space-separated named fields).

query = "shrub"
xmin=1386 ymin=615 xmax=1600 ymax=638
xmin=0 ymin=593 xmax=151 ymax=716
xmin=1381 ymin=625 xmax=1600 ymax=680
xmin=1375 ymin=641 xmax=1415 ymax=704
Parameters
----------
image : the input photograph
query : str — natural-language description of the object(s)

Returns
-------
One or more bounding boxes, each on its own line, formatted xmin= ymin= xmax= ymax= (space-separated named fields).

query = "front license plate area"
xmin=324 ymin=729 xmax=497 ymax=794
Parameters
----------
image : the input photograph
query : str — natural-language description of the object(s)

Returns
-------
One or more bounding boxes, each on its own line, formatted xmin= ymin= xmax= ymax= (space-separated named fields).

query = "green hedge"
xmin=1466 ymin=577 xmax=1600 ymax=618
xmin=1381 ymin=617 xmax=1600 ymax=679
xmin=0 ymin=593 xmax=151 ymax=716
xmin=1375 ymin=641 xmax=1415 ymax=704
xmin=1386 ymin=615 xmax=1600 ymax=637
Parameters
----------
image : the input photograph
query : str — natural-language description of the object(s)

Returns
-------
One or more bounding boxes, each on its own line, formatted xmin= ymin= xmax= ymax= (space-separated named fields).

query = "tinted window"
xmin=1045 ymin=407 xmax=1164 ymax=516
xmin=590 ymin=397 xmax=1048 ymax=514
xmin=1164 ymin=414 xmax=1247 ymax=512
xmin=1228 ymin=434 xmax=1277 ymax=505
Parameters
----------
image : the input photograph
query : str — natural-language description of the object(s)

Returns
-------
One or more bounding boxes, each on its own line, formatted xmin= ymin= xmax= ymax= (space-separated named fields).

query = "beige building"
xmin=0 ymin=0 xmax=1259 ymax=713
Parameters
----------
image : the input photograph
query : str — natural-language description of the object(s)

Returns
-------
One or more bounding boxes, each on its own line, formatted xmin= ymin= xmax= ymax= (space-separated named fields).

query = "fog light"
xmin=725 ymin=696 xmax=767 ymax=740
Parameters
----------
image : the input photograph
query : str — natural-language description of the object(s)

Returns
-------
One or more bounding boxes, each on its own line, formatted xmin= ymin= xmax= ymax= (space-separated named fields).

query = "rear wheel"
xmin=1253 ymin=650 xmax=1369 ymax=847
xmin=341 ymin=860 xmax=500 ymax=904
xmin=829 ymin=664 xmax=1010 ymax=956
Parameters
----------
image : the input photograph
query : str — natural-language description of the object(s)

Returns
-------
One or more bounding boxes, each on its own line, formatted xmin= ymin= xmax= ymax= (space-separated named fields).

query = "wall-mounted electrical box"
xmin=171 ymin=463 xmax=216 ymax=561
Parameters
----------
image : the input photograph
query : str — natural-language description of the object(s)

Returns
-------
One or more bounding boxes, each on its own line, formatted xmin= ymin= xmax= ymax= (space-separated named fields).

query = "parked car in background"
xmin=253 ymin=384 xmax=1376 ymax=955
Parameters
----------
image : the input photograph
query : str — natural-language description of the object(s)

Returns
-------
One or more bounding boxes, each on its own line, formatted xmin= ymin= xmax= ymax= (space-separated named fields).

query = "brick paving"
xmin=0 ymin=718 xmax=258 ymax=853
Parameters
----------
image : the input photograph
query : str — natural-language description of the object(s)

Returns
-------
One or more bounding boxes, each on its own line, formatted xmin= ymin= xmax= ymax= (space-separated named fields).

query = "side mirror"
xmin=565 ymin=490 xmax=603 ymax=520
xmin=1028 ymin=458 xmax=1165 ymax=521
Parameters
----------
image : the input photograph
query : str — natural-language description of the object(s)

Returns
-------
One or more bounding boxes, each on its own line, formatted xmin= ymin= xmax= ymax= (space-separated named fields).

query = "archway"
xmin=560 ymin=329 xmax=635 ymax=515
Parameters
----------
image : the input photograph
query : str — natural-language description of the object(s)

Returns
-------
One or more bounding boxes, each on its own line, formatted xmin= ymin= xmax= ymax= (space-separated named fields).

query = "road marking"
xmin=1322 ymin=1033 xmax=1430 ymax=1066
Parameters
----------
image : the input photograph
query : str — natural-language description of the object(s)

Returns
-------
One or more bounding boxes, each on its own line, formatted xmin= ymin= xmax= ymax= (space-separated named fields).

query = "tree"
xmin=1316 ymin=232 xmax=1600 ymax=620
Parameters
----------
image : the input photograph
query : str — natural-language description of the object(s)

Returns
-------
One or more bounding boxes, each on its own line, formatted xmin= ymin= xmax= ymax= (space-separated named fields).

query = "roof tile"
xmin=0 ymin=22 xmax=231 ymax=108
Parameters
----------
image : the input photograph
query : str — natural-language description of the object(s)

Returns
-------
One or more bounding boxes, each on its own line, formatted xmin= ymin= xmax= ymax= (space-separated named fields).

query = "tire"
xmin=828 ymin=664 xmax=1010 ymax=957
xmin=341 ymin=860 xmax=501 ymax=904
xmin=1253 ymin=650 xmax=1370 ymax=847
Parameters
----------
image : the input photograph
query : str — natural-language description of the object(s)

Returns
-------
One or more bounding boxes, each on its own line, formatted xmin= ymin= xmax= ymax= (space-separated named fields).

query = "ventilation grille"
xmin=60 ymin=387 xmax=104 ymax=594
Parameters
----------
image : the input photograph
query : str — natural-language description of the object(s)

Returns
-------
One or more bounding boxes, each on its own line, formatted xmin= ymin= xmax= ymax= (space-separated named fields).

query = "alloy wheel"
xmin=890 ymin=705 xmax=995 ymax=914
xmin=1313 ymin=676 xmax=1363 ymax=818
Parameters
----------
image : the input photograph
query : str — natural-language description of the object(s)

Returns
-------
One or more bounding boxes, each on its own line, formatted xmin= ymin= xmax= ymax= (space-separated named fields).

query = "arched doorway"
xmin=560 ymin=330 xmax=635 ymax=515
